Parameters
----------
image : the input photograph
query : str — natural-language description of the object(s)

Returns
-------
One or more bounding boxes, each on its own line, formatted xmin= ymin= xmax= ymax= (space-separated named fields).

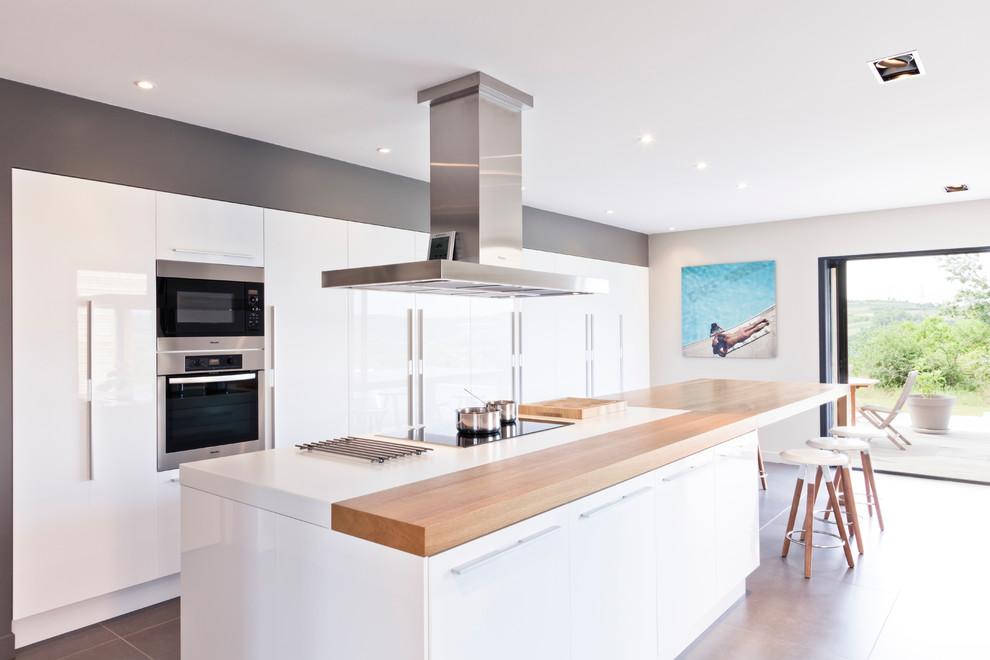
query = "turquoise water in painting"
xmin=681 ymin=261 xmax=776 ymax=345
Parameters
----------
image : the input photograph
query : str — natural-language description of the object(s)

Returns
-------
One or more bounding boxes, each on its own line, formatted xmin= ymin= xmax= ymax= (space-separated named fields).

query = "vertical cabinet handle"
xmin=85 ymin=300 xmax=94 ymax=481
xmin=407 ymin=309 xmax=414 ymax=427
xmin=269 ymin=305 xmax=275 ymax=448
xmin=579 ymin=486 xmax=653 ymax=519
xmin=417 ymin=309 xmax=424 ymax=426
xmin=619 ymin=313 xmax=624 ymax=393
xmin=510 ymin=310 xmax=517 ymax=402
xmin=450 ymin=525 xmax=562 ymax=575
xmin=517 ymin=310 xmax=524 ymax=404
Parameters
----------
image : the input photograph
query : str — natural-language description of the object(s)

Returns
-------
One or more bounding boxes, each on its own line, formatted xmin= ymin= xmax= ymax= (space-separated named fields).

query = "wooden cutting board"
xmin=518 ymin=397 xmax=628 ymax=419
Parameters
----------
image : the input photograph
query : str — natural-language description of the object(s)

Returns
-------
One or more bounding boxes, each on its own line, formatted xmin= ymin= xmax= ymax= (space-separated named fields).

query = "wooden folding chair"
xmin=857 ymin=370 xmax=918 ymax=450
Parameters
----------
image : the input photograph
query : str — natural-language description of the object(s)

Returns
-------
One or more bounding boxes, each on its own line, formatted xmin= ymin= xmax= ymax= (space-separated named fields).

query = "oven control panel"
xmin=185 ymin=354 xmax=243 ymax=372
xmin=246 ymin=289 xmax=262 ymax=333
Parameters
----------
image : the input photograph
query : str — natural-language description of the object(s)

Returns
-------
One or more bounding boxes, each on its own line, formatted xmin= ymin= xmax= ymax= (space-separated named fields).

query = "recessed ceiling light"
xmin=944 ymin=184 xmax=969 ymax=193
xmin=695 ymin=162 xmax=707 ymax=170
xmin=638 ymin=134 xmax=655 ymax=144
xmin=605 ymin=210 xmax=614 ymax=215
xmin=736 ymin=183 xmax=747 ymax=190
xmin=869 ymin=50 xmax=924 ymax=84
xmin=521 ymin=186 xmax=526 ymax=191
xmin=134 ymin=80 xmax=156 ymax=90
xmin=668 ymin=227 xmax=675 ymax=231
xmin=377 ymin=147 xmax=391 ymax=154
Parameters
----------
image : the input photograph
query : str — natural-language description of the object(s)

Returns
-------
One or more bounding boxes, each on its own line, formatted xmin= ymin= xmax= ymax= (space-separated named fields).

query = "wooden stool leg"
xmin=757 ymin=443 xmax=768 ymax=490
xmin=803 ymin=473 xmax=817 ymax=578
xmin=823 ymin=466 xmax=841 ymax=520
xmin=862 ymin=452 xmax=885 ymax=531
xmin=841 ymin=466 xmax=864 ymax=555
xmin=860 ymin=452 xmax=876 ymax=518
xmin=824 ymin=469 xmax=855 ymax=569
xmin=782 ymin=474 xmax=806 ymax=557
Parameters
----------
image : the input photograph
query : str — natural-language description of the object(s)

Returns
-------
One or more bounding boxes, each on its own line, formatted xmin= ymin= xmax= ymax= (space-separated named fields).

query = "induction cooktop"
xmin=377 ymin=420 xmax=568 ymax=448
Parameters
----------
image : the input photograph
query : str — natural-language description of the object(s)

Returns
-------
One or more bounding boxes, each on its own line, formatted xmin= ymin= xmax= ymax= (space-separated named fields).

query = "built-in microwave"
xmin=157 ymin=260 xmax=264 ymax=352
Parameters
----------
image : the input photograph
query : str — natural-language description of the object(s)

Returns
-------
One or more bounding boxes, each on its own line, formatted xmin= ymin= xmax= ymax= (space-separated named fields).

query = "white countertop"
xmin=179 ymin=406 xmax=686 ymax=529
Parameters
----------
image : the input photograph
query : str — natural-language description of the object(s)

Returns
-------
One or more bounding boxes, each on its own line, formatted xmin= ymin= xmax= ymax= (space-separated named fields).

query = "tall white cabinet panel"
xmin=469 ymin=298 xmax=515 ymax=402
xmin=156 ymin=192 xmax=264 ymax=266
xmin=347 ymin=222 xmax=417 ymax=434
xmin=618 ymin=263 xmax=651 ymax=391
xmin=12 ymin=170 xmax=159 ymax=619
xmin=714 ymin=432 xmax=760 ymax=595
xmin=654 ymin=448 xmax=718 ymax=659
xmin=519 ymin=250 xmax=558 ymax=404
xmin=265 ymin=210 xmax=349 ymax=446
xmin=428 ymin=507 xmax=570 ymax=660
xmin=157 ymin=470 xmax=182 ymax=577
xmin=417 ymin=294 xmax=472 ymax=425
xmin=569 ymin=473 xmax=658 ymax=660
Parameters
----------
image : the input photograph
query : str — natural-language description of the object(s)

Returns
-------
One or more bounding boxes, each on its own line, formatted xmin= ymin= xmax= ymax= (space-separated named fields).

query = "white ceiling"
xmin=2 ymin=0 xmax=987 ymax=235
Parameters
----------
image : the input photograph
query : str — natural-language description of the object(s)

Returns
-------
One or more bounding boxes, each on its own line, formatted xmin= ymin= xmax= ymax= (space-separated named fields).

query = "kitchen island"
xmin=180 ymin=379 xmax=846 ymax=660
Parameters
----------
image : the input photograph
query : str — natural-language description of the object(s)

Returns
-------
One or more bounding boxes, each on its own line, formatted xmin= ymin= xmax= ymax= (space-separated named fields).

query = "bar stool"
xmin=805 ymin=437 xmax=865 ymax=555
xmin=829 ymin=425 xmax=886 ymax=531
xmin=780 ymin=448 xmax=855 ymax=578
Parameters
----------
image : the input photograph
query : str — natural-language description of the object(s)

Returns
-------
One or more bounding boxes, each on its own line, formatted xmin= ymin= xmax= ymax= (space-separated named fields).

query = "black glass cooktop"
xmin=378 ymin=420 xmax=567 ymax=448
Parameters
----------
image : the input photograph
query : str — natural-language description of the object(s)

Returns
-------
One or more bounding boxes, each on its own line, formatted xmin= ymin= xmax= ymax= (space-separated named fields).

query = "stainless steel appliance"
xmin=157 ymin=260 xmax=264 ymax=352
xmin=322 ymin=72 xmax=608 ymax=298
xmin=157 ymin=350 xmax=265 ymax=471
xmin=378 ymin=420 xmax=566 ymax=448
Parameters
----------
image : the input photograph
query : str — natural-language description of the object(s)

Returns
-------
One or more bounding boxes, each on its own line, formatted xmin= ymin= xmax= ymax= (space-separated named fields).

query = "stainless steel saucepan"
xmin=463 ymin=388 xmax=518 ymax=425
xmin=455 ymin=407 xmax=501 ymax=434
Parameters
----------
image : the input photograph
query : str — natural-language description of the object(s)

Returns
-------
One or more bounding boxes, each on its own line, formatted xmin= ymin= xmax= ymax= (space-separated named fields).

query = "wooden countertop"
xmin=331 ymin=379 xmax=848 ymax=557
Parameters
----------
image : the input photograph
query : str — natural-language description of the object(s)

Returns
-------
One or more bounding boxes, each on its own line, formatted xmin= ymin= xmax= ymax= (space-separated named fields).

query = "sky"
xmin=846 ymin=253 xmax=990 ymax=304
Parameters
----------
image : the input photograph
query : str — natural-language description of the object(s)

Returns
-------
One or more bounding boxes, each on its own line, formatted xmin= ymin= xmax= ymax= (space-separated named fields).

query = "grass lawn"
xmin=857 ymin=386 xmax=990 ymax=417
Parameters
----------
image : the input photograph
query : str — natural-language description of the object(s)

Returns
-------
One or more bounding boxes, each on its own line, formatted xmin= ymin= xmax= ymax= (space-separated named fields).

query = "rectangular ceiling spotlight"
xmin=869 ymin=50 xmax=924 ymax=84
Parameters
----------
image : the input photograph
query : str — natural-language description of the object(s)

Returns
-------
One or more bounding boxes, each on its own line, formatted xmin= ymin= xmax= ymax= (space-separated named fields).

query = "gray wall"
xmin=0 ymin=76 xmax=647 ymax=654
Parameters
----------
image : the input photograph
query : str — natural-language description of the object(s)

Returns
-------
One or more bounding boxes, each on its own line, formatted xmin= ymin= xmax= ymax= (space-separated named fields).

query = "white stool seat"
xmin=780 ymin=447 xmax=849 ymax=467
xmin=830 ymin=425 xmax=886 ymax=440
xmin=807 ymin=436 xmax=869 ymax=452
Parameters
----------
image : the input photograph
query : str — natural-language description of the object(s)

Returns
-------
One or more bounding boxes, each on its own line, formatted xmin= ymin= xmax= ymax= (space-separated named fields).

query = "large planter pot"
xmin=906 ymin=394 xmax=956 ymax=434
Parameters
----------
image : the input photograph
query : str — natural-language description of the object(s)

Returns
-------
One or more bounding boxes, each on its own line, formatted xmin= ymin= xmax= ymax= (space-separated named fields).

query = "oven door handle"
xmin=168 ymin=372 xmax=258 ymax=385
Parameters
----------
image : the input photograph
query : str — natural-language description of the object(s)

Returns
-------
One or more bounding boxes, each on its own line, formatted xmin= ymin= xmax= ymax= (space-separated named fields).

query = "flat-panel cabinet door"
xmin=12 ymin=170 xmax=159 ymax=619
xmin=428 ymin=507 xmax=570 ymax=660
xmin=265 ymin=210 xmax=349 ymax=446
xmin=157 ymin=469 xmax=182 ymax=577
xmin=156 ymin=192 xmax=264 ymax=266
xmin=654 ymin=448 xmax=717 ymax=659
xmin=714 ymin=432 xmax=760 ymax=594
xmin=469 ymin=298 xmax=515 ymax=402
xmin=618 ymin=263 xmax=651 ymax=391
xmin=347 ymin=222 xmax=417 ymax=434
xmin=417 ymin=294 xmax=472 ymax=426
xmin=569 ymin=473 xmax=657 ymax=660
xmin=520 ymin=249 xmax=558 ymax=404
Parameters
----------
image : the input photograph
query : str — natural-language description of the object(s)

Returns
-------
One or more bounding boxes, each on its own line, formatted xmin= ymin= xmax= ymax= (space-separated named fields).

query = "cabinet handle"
xmin=417 ymin=309 xmax=424 ymax=426
xmin=170 ymin=477 xmax=180 ymax=483
xmin=517 ymin=310 xmax=524 ymax=404
xmin=618 ymin=314 xmax=624 ymax=393
xmin=579 ymin=486 xmax=653 ymax=519
xmin=172 ymin=247 xmax=253 ymax=259
xmin=169 ymin=372 xmax=257 ymax=385
xmin=85 ymin=300 xmax=94 ymax=481
xmin=450 ymin=525 xmax=562 ymax=576
xmin=407 ymin=309 xmax=414 ymax=427
xmin=661 ymin=461 xmax=713 ymax=482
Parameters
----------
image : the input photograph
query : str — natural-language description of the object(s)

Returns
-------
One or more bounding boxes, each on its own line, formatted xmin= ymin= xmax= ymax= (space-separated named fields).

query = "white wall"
xmin=649 ymin=198 xmax=990 ymax=457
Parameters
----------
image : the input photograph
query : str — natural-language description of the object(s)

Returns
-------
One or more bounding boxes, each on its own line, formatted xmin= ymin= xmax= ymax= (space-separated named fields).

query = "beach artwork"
xmin=681 ymin=260 xmax=777 ymax=358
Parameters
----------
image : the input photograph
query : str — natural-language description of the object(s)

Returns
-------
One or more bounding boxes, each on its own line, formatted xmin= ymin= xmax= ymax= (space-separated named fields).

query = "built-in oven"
xmin=157 ymin=350 xmax=265 ymax=471
xmin=157 ymin=260 xmax=263 ymax=353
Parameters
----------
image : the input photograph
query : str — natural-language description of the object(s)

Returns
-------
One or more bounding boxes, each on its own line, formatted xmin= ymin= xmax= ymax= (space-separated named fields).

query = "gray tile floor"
xmin=15 ymin=598 xmax=178 ymax=660
xmin=13 ymin=462 xmax=989 ymax=659
xmin=682 ymin=462 xmax=990 ymax=660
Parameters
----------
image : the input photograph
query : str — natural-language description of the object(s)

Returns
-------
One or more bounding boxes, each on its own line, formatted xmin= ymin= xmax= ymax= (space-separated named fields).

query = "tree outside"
xmin=848 ymin=253 xmax=990 ymax=416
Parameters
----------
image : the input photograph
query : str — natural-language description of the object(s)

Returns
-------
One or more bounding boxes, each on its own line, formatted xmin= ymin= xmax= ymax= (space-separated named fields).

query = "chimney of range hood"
xmin=418 ymin=72 xmax=533 ymax=267
xmin=321 ymin=72 xmax=608 ymax=298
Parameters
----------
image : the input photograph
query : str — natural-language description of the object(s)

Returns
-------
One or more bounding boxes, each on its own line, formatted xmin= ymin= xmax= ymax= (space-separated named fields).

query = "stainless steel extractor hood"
xmin=321 ymin=72 xmax=608 ymax=298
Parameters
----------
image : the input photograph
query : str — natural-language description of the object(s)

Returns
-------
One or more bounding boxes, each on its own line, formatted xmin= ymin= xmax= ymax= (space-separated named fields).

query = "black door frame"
xmin=817 ymin=245 xmax=990 ymax=434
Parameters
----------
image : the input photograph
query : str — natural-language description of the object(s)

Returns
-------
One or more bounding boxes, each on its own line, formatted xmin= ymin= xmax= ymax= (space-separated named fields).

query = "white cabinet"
xmin=12 ymin=170 xmax=159 ymax=619
xmin=347 ymin=222 xmax=418 ymax=434
xmin=264 ymin=209 xmax=349 ymax=446
xmin=156 ymin=191 xmax=264 ymax=266
xmin=654 ymin=448 xmax=719 ymax=659
xmin=714 ymin=432 xmax=760 ymax=595
xmin=428 ymin=507 xmax=570 ymax=660
xmin=569 ymin=473 xmax=657 ymax=660
xmin=520 ymin=249 xmax=558 ymax=404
